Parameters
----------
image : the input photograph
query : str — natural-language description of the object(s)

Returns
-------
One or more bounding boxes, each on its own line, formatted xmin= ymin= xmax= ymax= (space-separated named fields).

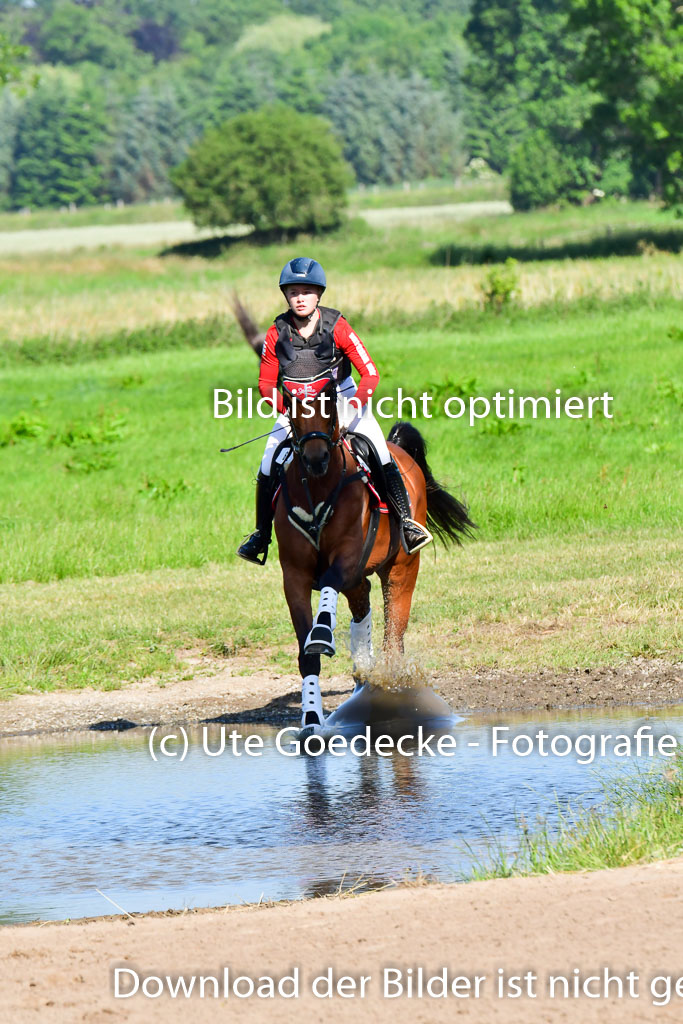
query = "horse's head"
xmin=281 ymin=372 xmax=339 ymax=478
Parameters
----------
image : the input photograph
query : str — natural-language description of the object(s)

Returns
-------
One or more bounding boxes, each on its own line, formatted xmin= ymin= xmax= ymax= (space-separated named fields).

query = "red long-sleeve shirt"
xmin=258 ymin=314 xmax=380 ymax=415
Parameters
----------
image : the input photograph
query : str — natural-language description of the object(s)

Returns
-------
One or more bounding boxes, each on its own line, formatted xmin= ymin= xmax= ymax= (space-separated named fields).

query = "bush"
xmin=508 ymin=131 xmax=573 ymax=211
xmin=481 ymin=258 xmax=519 ymax=312
xmin=171 ymin=105 xmax=352 ymax=234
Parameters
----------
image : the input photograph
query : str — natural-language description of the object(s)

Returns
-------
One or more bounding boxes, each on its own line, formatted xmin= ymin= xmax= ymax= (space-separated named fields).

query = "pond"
xmin=1 ymin=702 xmax=680 ymax=924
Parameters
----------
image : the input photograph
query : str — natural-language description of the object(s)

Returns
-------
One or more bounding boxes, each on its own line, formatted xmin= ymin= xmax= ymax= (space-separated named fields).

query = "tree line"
xmin=0 ymin=0 xmax=678 ymax=213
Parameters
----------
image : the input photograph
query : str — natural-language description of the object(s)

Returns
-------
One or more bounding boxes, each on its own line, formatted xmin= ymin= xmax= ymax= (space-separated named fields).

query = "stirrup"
xmin=236 ymin=531 xmax=270 ymax=565
xmin=399 ymin=518 xmax=433 ymax=555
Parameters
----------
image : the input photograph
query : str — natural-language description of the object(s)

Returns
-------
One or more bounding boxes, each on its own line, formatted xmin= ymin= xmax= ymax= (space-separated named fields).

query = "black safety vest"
xmin=274 ymin=307 xmax=351 ymax=381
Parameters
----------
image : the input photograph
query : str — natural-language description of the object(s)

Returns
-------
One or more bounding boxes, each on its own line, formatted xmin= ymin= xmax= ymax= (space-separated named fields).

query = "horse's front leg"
xmin=304 ymin=577 xmax=339 ymax=658
xmin=282 ymin=569 xmax=324 ymax=729
xmin=303 ymin=555 xmax=358 ymax=658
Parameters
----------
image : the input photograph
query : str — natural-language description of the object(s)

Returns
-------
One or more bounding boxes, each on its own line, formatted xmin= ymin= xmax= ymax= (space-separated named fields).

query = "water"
xmin=1 ymin=705 xmax=681 ymax=925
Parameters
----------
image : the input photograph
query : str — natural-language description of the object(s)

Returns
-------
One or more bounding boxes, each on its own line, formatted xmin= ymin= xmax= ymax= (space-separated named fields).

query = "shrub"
xmin=482 ymin=257 xmax=519 ymax=312
xmin=508 ymin=131 xmax=573 ymax=211
xmin=171 ymin=106 xmax=352 ymax=234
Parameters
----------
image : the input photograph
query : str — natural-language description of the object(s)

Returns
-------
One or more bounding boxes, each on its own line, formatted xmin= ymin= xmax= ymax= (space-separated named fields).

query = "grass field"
xmin=0 ymin=201 xmax=679 ymax=355
xmin=471 ymin=756 xmax=683 ymax=879
xmin=0 ymin=200 xmax=681 ymax=695
xmin=0 ymin=178 xmax=506 ymax=233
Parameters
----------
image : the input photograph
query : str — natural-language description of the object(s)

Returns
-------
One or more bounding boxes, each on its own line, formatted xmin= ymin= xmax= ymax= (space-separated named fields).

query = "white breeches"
xmin=260 ymin=376 xmax=391 ymax=475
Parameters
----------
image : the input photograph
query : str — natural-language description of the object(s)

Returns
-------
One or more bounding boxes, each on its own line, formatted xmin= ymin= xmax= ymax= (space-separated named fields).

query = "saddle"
xmin=343 ymin=432 xmax=389 ymax=513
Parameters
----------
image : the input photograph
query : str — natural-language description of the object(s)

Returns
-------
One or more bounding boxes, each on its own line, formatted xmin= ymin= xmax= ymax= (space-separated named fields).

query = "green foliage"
xmin=481 ymin=257 xmax=519 ymax=311
xmin=0 ymin=31 xmax=28 ymax=85
xmin=172 ymin=106 xmax=352 ymax=233
xmin=110 ymin=85 xmax=195 ymax=203
xmin=464 ymin=0 xmax=600 ymax=196
xmin=37 ymin=2 xmax=136 ymax=69
xmin=234 ymin=14 xmax=330 ymax=54
xmin=324 ymin=70 xmax=466 ymax=185
xmin=0 ymin=89 xmax=20 ymax=209
xmin=568 ymin=0 xmax=683 ymax=207
xmin=10 ymin=82 xmax=109 ymax=208
xmin=139 ymin=477 xmax=193 ymax=501
xmin=509 ymin=131 xmax=574 ymax=210
xmin=0 ymin=410 xmax=47 ymax=446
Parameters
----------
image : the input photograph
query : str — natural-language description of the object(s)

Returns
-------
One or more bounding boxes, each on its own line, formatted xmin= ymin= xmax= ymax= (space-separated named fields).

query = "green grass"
xmin=0 ymin=293 xmax=681 ymax=693
xmin=0 ymin=201 xmax=679 ymax=355
xmin=349 ymin=176 xmax=508 ymax=209
xmin=0 ymin=200 xmax=186 ymax=232
xmin=0 ymin=200 xmax=680 ymax=695
xmin=1 ymin=299 xmax=681 ymax=584
xmin=0 ymin=176 xmax=506 ymax=235
xmin=470 ymin=758 xmax=683 ymax=879
xmin=0 ymin=530 xmax=679 ymax=695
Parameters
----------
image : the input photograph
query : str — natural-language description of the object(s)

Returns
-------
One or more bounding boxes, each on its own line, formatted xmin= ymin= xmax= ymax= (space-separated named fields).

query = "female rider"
xmin=237 ymin=257 xmax=431 ymax=564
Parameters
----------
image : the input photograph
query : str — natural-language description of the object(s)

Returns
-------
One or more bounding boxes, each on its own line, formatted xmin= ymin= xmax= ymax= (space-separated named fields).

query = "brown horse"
xmin=273 ymin=371 xmax=474 ymax=732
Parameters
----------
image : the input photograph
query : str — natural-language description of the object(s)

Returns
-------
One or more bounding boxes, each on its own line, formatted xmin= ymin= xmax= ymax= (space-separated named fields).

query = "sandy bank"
xmin=2 ymin=859 xmax=682 ymax=1022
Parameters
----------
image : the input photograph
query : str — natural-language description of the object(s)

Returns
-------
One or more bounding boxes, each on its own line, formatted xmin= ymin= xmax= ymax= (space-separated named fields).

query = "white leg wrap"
xmin=349 ymin=609 xmax=374 ymax=673
xmin=301 ymin=674 xmax=324 ymax=727
xmin=304 ymin=587 xmax=338 ymax=657
xmin=316 ymin=586 xmax=338 ymax=631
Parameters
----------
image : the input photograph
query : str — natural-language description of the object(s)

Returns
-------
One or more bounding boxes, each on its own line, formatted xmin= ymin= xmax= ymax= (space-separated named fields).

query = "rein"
xmin=280 ymin=380 xmax=365 ymax=550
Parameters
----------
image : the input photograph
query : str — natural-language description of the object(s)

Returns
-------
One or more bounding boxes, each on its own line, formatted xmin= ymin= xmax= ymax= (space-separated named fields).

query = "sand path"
xmin=2 ymin=860 xmax=682 ymax=1022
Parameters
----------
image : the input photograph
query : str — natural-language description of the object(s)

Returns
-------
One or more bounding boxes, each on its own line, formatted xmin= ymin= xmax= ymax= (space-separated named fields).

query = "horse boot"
xmin=383 ymin=460 xmax=433 ymax=555
xmin=237 ymin=471 xmax=274 ymax=565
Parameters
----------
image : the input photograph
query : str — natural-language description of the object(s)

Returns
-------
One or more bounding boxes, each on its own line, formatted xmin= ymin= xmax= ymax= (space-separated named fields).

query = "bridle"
xmin=281 ymin=373 xmax=342 ymax=464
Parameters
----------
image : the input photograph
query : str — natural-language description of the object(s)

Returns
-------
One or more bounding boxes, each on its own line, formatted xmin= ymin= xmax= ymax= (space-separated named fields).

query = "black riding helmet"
xmin=279 ymin=257 xmax=326 ymax=294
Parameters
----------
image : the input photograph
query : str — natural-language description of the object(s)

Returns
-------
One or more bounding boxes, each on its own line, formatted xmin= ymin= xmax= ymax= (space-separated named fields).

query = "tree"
xmin=0 ymin=32 xmax=28 ymax=86
xmin=324 ymin=70 xmax=466 ymax=185
xmin=110 ymin=85 xmax=194 ymax=203
xmin=11 ymin=82 xmax=109 ymax=208
xmin=171 ymin=106 xmax=351 ymax=234
xmin=0 ymin=89 xmax=21 ymax=209
xmin=464 ymin=0 xmax=592 ymax=173
xmin=568 ymin=0 xmax=683 ymax=206
xmin=508 ymin=130 xmax=588 ymax=210
xmin=37 ymin=2 xmax=138 ymax=69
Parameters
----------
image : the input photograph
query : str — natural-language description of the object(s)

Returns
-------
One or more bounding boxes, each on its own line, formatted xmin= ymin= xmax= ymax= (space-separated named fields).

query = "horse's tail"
xmin=387 ymin=420 xmax=476 ymax=546
xmin=231 ymin=292 xmax=265 ymax=358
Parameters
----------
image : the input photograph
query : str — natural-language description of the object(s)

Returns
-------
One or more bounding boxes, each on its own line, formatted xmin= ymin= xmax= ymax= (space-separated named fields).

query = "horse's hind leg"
xmin=379 ymin=556 xmax=420 ymax=655
xmin=345 ymin=578 xmax=373 ymax=688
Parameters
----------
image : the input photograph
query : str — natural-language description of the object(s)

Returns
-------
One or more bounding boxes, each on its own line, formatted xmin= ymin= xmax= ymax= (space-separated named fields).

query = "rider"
xmin=237 ymin=257 xmax=432 ymax=564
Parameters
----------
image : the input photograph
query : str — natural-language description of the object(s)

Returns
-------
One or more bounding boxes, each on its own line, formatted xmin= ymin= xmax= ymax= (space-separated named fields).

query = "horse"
xmin=272 ymin=367 xmax=474 ymax=733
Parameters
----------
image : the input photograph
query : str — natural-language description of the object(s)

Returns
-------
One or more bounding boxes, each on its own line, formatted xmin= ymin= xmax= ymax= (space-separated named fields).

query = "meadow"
xmin=0 ymin=200 xmax=681 ymax=695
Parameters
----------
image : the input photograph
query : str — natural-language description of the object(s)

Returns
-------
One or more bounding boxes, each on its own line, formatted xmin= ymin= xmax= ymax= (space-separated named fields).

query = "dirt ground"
xmin=1 ymin=655 xmax=681 ymax=738
xmin=3 ymin=859 xmax=683 ymax=1023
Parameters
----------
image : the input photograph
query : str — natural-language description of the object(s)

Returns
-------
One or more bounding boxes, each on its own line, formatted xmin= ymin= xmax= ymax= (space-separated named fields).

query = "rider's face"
xmin=284 ymin=285 xmax=322 ymax=319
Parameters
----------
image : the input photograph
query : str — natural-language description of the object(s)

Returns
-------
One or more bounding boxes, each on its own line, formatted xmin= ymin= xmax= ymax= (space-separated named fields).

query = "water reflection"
xmin=0 ymin=705 xmax=681 ymax=924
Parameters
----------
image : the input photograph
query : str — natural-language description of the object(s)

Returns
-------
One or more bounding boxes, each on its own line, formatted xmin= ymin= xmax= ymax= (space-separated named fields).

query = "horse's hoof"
xmin=298 ymin=713 xmax=326 ymax=741
xmin=304 ymin=625 xmax=336 ymax=657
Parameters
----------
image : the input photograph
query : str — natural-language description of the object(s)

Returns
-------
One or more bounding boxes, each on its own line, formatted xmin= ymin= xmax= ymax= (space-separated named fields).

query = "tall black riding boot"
xmin=383 ymin=460 xmax=432 ymax=555
xmin=237 ymin=471 xmax=274 ymax=565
